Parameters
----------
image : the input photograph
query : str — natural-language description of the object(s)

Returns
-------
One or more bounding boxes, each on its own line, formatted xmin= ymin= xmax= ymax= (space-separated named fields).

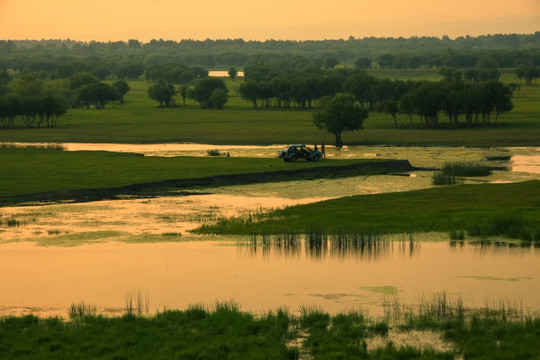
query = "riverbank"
xmin=196 ymin=180 xmax=540 ymax=242
xmin=0 ymin=146 xmax=414 ymax=206
xmin=1 ymin=296 xmax=537 ymax=360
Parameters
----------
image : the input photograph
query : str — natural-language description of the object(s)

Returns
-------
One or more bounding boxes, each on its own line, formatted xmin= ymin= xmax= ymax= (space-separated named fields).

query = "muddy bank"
xmin=2 ymin=160 xmax=414 ymax=206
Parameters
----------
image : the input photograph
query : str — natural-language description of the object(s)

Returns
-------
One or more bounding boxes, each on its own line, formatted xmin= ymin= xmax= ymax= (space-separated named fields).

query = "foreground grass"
xmin=0 ymin=297 xmax=538 ymax=359
xmin=0 ymin=147 xmax=403 ymax=204
xmin=0 ymin=76 xmax=538 ymax=146
xmin=196 ymin=181 xmax=540 ymax=241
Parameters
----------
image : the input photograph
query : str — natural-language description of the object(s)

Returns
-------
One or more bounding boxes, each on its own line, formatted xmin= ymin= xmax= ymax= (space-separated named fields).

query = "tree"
xmin=91 ymin=65 xmax=111 ymax=80
xmin=56 ymin=63 xmax=74 ymax=78
xmin=313 ymin=93 xmax=368 ymax=147
xmin=210 ymin=88 xmax=228 ymax=109
xmin=191 ymin=78 xmax=227 ymax=108
xmin=323 ymin=57 xmax=339 ymax=69
xmin=343 ymin=73 xmax=378 ymax=109
xmin=148 ymin=79 xmax=176 ymax=107
xmin=69 ymin=72 xmax=99 ymax=89
xmin=116 ymin=63 xmax=145 ymax=79
xmin=228 ymin=67 xmax=238 ymax=81
xmin=179 ymin=85 xmax=189 ymax=106
xmin=113 ymin=80 xmax=130 ymax=103
xmin=516 ymin=65 xmax=540 ymax=85
xmin=376 ymin=98 xmax=400 ymax=128
xmin=79 ymin=82 xmax=119 ymax=109
xmin=354 ymin=58 xmax=372 ymax=69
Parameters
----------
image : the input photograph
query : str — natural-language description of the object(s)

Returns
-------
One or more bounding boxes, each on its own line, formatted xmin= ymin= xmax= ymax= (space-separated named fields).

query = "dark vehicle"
xmin=278 ymin=144 xmax=322 ymax=162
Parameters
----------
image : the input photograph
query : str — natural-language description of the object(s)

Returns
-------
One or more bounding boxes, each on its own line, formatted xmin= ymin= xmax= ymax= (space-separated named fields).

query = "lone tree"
xmin=113 ymin=80 xmax=130 ymax=103
xmin=78 ymin=82 xmax=119 ymax=109
xmin=148 ymin=79 xmax=176 ymax=107
xmin=313 ymin=93 xmax=368 ymax=147
xmin=190 ymin=78 xmax=227 ymax=109
xmin=228 ymin=67 xmax=238 ymax=81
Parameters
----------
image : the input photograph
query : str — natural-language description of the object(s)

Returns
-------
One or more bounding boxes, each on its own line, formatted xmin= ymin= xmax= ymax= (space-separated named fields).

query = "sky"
xmin=0 ymin=0 xmax=539 ymax=41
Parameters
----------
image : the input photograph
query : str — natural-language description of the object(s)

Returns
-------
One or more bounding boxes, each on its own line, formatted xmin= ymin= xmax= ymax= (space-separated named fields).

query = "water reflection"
xmin=243 ymin=234 xmax=418 ymax=261
xmin=1 ymin=240 xmax=538 ymax=318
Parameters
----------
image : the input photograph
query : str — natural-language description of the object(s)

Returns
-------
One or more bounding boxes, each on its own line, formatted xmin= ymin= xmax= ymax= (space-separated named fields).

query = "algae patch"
xmin=359 ymin=286 xmax=400 ymax=295
xmin=455 ymin=275 xmax=532 ymax=282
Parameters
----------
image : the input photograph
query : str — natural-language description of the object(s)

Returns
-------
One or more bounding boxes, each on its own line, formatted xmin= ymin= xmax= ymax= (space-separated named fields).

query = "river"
xmin=0 ymin=144 xmax=538 ymax=318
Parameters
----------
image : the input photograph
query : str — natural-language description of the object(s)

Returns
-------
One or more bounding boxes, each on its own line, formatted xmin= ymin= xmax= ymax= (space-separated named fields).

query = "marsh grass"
xmin=1 ymin=297 xmax=537 ymax=359
xmin=198 ymin=181 xmax=540 ymax=246
xmin=442 ymin=161 xmax=492 ymax=177
xmin=465 ymin=215 xmax=540 ymax=242
xmin=432 ymin=171 xmax=462 ymax=185
xmin=125 ymin=290 xmax=150 ymax=316
xmin=69 ymin=301 xmax=97 ymax=320
xmin=161 ymin=232 xmax=182 ymax=237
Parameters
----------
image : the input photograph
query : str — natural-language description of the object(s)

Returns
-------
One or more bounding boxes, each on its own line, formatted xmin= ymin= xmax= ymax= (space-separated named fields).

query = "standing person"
xmin=314 ymin=144 xmax=318 ymax=151
xmin=321 ymin=143 xmax=326 ymax=158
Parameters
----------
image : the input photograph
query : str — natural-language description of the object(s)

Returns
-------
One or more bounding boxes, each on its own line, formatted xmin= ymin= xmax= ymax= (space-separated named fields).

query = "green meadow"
xmin=0 ymin=71 xmax=538 ymax=146
xmin=196 ymin=180 xmax=540 ymax=242
xmin=0 ymin=146 xmax=393 ymax=204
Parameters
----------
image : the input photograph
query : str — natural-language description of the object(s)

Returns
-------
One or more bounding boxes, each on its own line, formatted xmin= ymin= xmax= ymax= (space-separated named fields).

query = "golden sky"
xmin=0 ymin=0 xmax=538 ymax=41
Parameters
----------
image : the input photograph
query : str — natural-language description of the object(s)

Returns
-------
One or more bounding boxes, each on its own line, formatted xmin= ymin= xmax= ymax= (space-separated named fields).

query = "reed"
xmin=1 ymin=297 xmax=537 ymax=359
xmin=68 ymin=301 xmax=97 ymax=320
xmin=432 ymin=171 xmax=461 ymax=185
xmin=465 ymin=216 xmax=540 ymax=242
xmin=125 ymin=290 xmax=150 ymax=317
xmin=442 ymin=161 xmax=492 ymax=177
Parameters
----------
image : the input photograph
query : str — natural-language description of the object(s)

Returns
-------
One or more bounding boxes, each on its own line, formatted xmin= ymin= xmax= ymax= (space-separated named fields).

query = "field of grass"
xmin=196 ymin=180 xmax=540 ymax=241
xmin=0 ymin=71 xmax=538 ymax=146
xmin=0 ymin=146 xmax=403 ymax=204
xmin=0 ymin=297 xmax=537 ymax=359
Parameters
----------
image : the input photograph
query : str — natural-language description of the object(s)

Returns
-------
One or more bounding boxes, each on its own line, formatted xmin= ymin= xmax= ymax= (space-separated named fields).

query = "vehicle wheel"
xmin=283 ymin=158 xmax=289 ymax=162
xmin=312 ymin=154 xmax=320 ymax=162
xmin=289 ymin=156 xmax=297 ymax=163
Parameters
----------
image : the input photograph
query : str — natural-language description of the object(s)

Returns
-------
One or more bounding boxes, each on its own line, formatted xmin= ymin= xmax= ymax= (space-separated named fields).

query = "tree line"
xmin=0 ymin=71 xmax=130 ymax=128
xmin=235 ymin=62 xmax=515 ymax=128
xmin=1 ymin=34 xmax=538 ymax=78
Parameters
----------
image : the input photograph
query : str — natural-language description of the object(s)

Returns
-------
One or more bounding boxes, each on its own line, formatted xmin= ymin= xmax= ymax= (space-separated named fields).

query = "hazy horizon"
xmin=1 ymin=0 xmax=538 ymax=42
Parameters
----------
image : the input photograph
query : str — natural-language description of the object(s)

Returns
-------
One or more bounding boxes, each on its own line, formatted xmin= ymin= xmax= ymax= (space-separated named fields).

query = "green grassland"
xmin=196 ymin=180 xmax=540 ymax=241
xmin=0 ymin=146 xmax=401 ymax=204
xmin=0 ymin=71 xmax=538 ymax=146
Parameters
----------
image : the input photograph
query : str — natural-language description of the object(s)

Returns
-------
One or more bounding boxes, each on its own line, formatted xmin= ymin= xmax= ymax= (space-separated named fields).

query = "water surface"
xmin=0 ymin=239 xmax=537 ymax=318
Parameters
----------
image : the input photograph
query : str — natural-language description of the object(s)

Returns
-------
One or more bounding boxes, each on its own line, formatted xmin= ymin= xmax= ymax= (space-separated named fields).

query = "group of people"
xmin=313 ymin=143 xmax=326 ymax=158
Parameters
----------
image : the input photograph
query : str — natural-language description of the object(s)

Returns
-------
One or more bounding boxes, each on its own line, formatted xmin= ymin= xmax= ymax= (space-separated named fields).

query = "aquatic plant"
xmin=69 ymin=301 xmax=97 ymax=320
xmin=442 ymin=161 xmax=492 ymax=177
xmin=125 ymin=290 xmax=150 ymax=317
xmin=432 ymin=171 xmax=462 ymax=185
xmin=449 ymin=229 xmax=466 ymax=240
xmin=465 ymin=215 xmax=540 ymax=242
xmin=1 ymin=296 xmax=538 ymax=359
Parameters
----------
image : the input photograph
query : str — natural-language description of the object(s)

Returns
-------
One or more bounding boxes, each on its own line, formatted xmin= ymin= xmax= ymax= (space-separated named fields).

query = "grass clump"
xmin=69 ymin=301 xmax=97 ymax=320
xmin=442 ymin=161 xmax=492 ymax=177
xmin=432 ymin=171 xmax=462 ymax=185
xmin=206 ymin=149 xmax=221 ymax=156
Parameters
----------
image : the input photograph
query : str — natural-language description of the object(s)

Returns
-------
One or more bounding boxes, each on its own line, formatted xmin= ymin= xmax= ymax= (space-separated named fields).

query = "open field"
xmin=196 ymin=180 xmax=540 ymax=241
xmin=0 ymin=71 xmax=539 ymax=146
